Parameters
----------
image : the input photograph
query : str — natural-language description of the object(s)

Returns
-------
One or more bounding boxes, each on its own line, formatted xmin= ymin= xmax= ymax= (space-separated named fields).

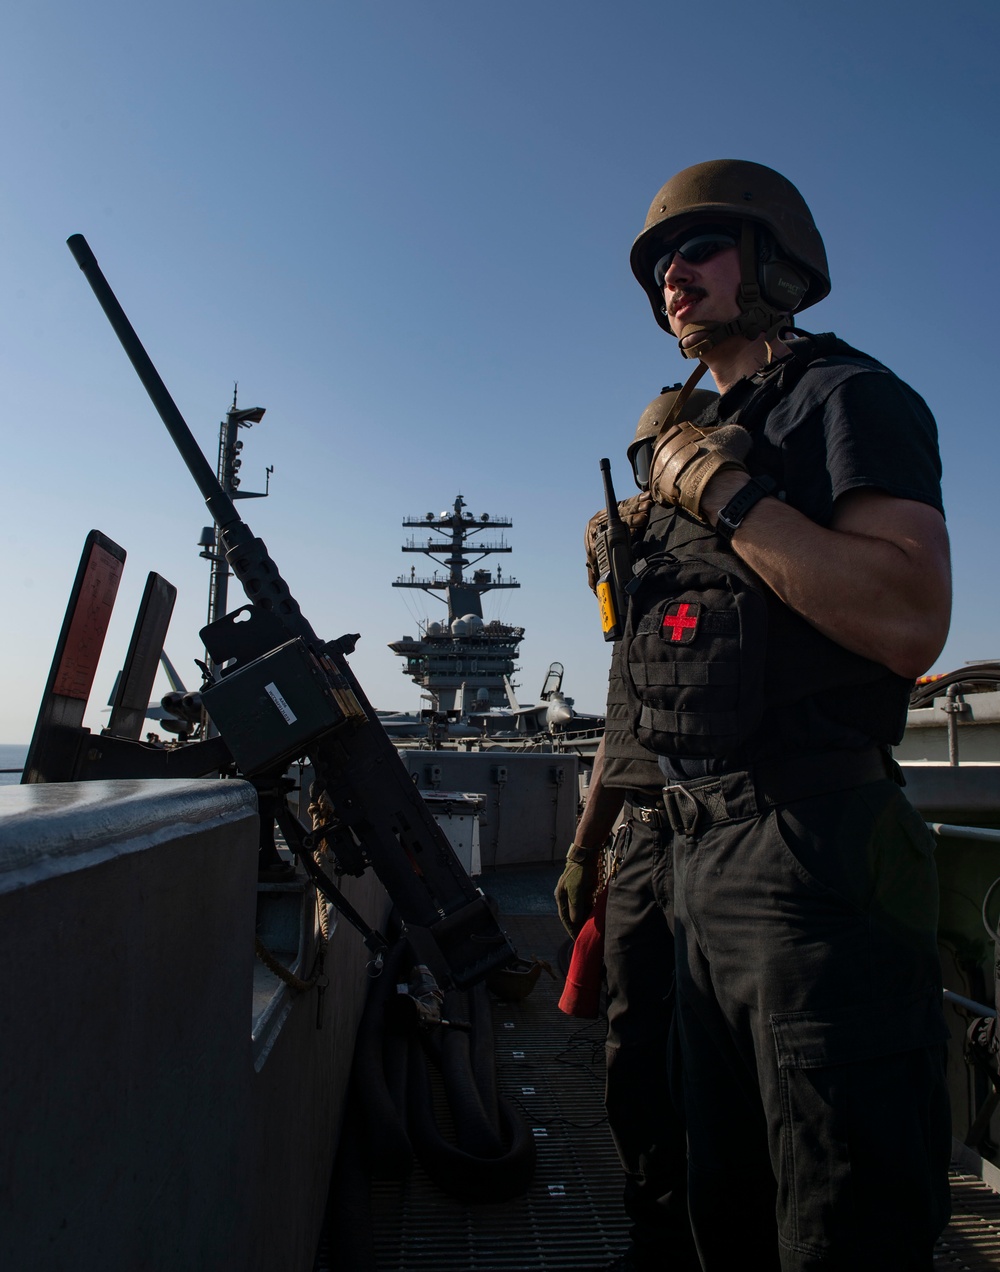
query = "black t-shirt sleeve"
xmin=823 ymin=372 xmax=943 ymax=510
xmin=776 ymin=368 xmax=944 ymax=525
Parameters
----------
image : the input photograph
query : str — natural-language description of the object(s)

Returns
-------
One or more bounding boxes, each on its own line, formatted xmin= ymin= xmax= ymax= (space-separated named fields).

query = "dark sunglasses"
xmin=653 ymin=233 xmax=737 ymax=289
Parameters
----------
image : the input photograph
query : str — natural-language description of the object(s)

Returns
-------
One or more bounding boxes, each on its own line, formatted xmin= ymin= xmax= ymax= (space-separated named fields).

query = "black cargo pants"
xmin=664 ymin=769 xmax=952 ymax=1271
xmin=604 ymin=801 xmax=699 ymax=1270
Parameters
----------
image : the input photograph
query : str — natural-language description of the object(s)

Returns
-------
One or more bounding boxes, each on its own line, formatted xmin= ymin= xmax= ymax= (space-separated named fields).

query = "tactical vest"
xmin=601 ymin=505 xmax=675 ymax=796
xmin=601 ymin=647 xmax=665 ymax=796
xmin=617 ymin=335 xmax=913 ymax=763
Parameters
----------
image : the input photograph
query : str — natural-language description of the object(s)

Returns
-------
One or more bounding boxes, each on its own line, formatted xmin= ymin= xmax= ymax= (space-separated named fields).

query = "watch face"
xmin=715 ymin=510 xmax=739 ymax=542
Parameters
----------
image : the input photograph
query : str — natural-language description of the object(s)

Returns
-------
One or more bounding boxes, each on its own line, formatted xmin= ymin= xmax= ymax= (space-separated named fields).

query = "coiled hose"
xmin=352 ymin=935 xmax=536 ymax=1202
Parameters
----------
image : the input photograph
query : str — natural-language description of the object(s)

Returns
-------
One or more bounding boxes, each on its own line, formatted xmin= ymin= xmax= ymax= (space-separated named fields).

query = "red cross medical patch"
xmin=661 ymin=601 xmax=700 ymax=643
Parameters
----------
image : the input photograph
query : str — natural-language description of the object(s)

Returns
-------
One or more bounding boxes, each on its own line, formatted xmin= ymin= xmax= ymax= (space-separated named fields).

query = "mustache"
xmin=669 ymin=286 xmax=707 ymax=315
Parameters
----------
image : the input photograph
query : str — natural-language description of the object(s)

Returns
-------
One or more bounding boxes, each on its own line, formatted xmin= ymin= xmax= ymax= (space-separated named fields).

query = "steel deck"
xmin=318 ymin=866 xmax=1000 ymax=1271
xmin=369 ymin=907 xmax=628 ymax=1271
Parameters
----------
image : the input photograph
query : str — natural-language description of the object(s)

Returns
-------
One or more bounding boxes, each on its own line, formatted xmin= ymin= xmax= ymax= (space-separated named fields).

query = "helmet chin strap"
xmin=653 ymin=361 xmax=710 ymax=436
xmin=675 ymin=223 xmax=790 ymax=360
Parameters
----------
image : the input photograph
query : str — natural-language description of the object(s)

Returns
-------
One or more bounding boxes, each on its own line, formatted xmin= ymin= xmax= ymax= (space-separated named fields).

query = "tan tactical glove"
xmin=584 ymin=492 xmax=652 ymax=592
xmin=554 ymin=843 xmax=603 ymax=938
xmin=649 ymin=423 xmax=752 ymax=521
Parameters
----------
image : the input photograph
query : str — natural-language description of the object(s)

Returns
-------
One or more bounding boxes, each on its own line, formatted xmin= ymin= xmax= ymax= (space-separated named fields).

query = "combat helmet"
xmin=628 ymin=382 xmax=719 ymax=489
xmin=630 ymin=159 xmax=830 ymax=357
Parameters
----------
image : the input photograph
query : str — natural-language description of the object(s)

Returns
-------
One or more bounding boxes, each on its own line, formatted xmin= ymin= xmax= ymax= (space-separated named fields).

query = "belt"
xmin=661 ymin=747 xmax=900 ymax=838
xmin=623 ymin=791 xmax=669 ymax=831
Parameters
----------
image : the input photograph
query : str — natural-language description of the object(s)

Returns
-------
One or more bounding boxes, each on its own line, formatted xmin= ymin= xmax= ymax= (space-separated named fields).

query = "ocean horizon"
xmin=0 ymin=743 xmax=28 ymax=787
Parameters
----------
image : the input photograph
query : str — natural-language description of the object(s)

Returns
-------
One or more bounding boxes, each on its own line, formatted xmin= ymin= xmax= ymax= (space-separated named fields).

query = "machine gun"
xmin=49 ymin=234 xmax=516 ymax=990
xmin=593 ymin=458 xmax=631 ymax=642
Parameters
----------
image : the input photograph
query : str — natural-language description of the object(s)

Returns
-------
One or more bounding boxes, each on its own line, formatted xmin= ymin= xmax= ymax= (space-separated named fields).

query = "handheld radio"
xmin=594 ymin=459 xmax=631 ymax=642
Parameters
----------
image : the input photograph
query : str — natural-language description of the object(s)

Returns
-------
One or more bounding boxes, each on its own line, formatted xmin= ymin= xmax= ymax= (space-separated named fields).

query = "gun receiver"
xmin=594 ymin=458 xmax=631 ymax=643
xmin=66 ymin=234 xmax=516 ymax=990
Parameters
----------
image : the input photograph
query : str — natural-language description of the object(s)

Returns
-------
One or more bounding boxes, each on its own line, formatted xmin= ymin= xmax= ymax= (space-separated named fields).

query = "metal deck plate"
xmin=936 ymin=1173 xmax=1000 ymax=1268
xmin=319 ymin=896 xmax=1000 ymax=1271
xmin=369 ymin=913 xmax=630 ymax=1271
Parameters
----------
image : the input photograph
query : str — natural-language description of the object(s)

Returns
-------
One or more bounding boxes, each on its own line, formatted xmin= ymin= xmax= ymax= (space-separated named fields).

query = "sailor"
xmin=625 ymin=160 xmax=953 ymax=1270
xmin=555 ymin=384 xmax=716 ymax=1272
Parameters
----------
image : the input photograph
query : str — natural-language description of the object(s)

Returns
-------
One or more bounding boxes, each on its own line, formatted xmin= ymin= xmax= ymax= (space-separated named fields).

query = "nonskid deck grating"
xmin=935 ymin=1173 xmax=1000 ymax=1268
xmin=369 ymin=914 xmax=630 ymax=1271
xmin=319 ymin=906 xmax=1000 ymax=1271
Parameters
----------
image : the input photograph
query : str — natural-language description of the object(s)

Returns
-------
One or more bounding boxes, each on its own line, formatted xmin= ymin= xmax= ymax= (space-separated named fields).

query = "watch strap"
xmin=715 ymin=475 xmax=777 ymax=542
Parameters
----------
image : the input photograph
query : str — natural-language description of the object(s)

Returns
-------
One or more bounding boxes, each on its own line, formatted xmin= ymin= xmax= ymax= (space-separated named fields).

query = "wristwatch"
xmin=715 ymin=475 xmax=776 ymax=542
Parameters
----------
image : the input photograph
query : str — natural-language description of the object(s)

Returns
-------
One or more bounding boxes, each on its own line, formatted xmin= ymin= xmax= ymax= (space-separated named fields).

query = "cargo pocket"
xmin=770 ymin=990 xmax=950 ymax=1265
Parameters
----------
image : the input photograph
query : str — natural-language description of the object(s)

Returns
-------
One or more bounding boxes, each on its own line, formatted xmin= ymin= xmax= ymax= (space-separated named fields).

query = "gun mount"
xmin=36 ymin=235 xmax=517 ymax=990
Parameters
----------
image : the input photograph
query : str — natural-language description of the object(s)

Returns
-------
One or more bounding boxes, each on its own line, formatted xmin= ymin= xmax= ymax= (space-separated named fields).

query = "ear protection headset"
xmin=756 ymin=229 xmax=810 ymax=312
xmin=676 ymin=223 xmax=811 ymax=359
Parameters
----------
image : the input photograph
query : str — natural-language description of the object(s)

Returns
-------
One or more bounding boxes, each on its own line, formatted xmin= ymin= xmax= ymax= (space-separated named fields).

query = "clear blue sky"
xmin=2 ymin=1 xmax=998 ymax=742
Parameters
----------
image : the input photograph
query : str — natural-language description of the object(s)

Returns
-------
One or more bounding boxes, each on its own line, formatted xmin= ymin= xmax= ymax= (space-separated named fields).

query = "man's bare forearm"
xmin=703 ymin=473 xmax=951 ymax=678
xmin=575 ymin=735 xmax=627 ymax=849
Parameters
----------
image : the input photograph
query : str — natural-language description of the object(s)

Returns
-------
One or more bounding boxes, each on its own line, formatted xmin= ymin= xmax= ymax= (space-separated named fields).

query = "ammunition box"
xmin=202 ymin=637 xmax=352 ymax=774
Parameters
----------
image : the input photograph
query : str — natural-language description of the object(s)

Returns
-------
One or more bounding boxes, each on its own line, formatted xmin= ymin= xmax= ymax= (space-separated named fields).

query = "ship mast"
xmin=394 ymin=494 xmax=518 ymax=620
xmin=389 ymin=495 xmax=524 ymax=713
xmin=198 ymin=388 xmax=271 ymax=672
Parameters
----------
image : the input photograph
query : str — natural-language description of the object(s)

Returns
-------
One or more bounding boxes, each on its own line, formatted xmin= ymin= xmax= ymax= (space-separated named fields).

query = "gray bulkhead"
xmin=0 ymin=778 xmax=389 ymax=1272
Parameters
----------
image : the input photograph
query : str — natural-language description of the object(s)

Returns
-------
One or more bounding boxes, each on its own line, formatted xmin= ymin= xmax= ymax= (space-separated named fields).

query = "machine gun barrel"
xmin=67 ymin=234 xmax=316 ymax=647
xmin=68 ymin=236 xmax=243 ymax=540
xmin=66 ymin=234 xmax=516 ymax=989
